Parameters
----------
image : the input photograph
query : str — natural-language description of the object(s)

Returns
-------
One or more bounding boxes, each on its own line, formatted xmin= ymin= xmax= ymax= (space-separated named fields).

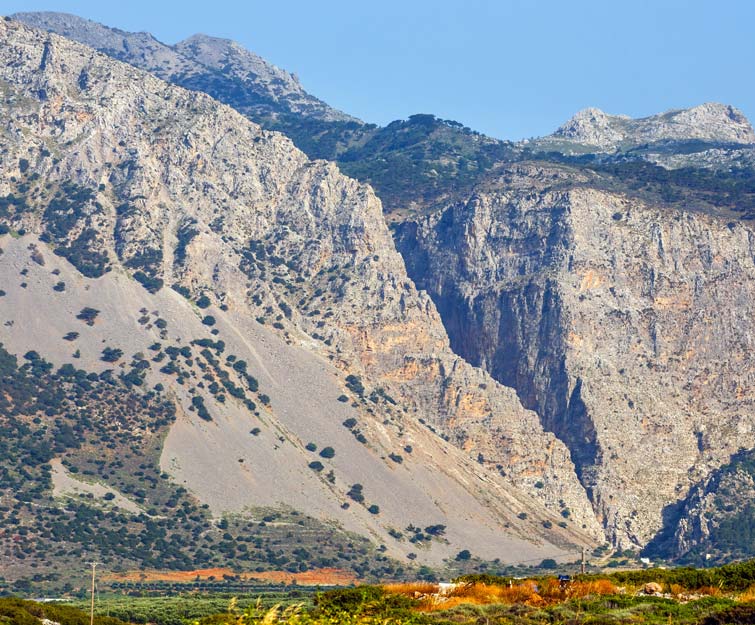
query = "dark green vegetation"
xmin=591 ymin=558 xmax=755 ymax=591
xmin=38 ymin=182 xmax=111 ymax=278
xmin=0 ymin=597 xmax=125 ymax=625
xmin=311 ymin=115 xmax=516 ymax=214
xmin=68 ymin=590 xmax=320 ymax=625
xmin=527 ymin=149 xmax=755 ymax=219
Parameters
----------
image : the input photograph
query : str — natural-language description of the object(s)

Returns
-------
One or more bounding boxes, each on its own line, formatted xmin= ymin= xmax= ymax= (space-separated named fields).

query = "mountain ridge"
xmin=0 ymin=15 xmax=596 ymax=585
xmin=12 ymin=12 xmax=755 ymax=216
xmin=539 ymin=103 xmax=755 ymax=151
xmin=10 ymin=11 xmax=358 ymax=123
xmin=4 ymin=10 xmax=755 ymax=580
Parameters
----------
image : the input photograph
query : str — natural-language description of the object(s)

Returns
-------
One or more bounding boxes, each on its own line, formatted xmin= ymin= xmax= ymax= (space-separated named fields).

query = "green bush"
xmin=76 ymin=307 xmax=99 ymax=325
xmin=196 ymin=295 xmax=211 ymax=309
xmin=101 ymin=347 xmax=123 ymax=363
xmin=133 ymin=271 xmax=164 ymax=293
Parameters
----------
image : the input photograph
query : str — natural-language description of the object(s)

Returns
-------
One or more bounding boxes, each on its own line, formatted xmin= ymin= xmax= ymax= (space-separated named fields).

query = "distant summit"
xmin=544 ymin=103 xmax=755 ymax=150
xmin=11 ymin=11 xmax=357 ymax=123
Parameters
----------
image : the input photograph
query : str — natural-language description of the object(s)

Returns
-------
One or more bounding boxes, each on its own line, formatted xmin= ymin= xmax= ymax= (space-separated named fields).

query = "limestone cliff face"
xmin=0 ymin=18 xmax=600 ymax=555
xmin=396 ymin=162 xmax=755 ymax=547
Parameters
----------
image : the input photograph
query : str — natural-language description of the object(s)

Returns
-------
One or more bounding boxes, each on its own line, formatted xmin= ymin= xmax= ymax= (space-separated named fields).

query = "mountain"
xmin=11 ymin=12 xmax=519 ymax=214
xmin=17 ymin=13 xmax=755 ymax=216
xmin=11 ymin=11 xmax=357 ymax=124
xmin=7 ymin=9 xmax=755 ymax=584
xmin=533 ymin=103 xmax=755 ymax=152
xmin=0 ymin=17 xmax=601 ymax=589
xmin=394 ymin=156 xmax=755 ymax=551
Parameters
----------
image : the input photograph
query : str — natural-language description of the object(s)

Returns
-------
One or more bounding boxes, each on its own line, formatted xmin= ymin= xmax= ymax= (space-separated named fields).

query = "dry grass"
xmin=383 ymin=577 xmax=755 ymax=614
xmin=393 ymin=578 xmax=619 ymax=612
xmin=568 ymin=579 xmax=618 ymax=599
xmin=103 ymin=567 xmax=356 ymax=585
xmin=737 ymin=585 xmax=755 ymax=602
xmin=669 ymin=583 xmax=686 ymax=597
xmin=697 ymin=585 xmax=722 ymax=597
xmin=383 ymin=582 xmax=439 ymax=596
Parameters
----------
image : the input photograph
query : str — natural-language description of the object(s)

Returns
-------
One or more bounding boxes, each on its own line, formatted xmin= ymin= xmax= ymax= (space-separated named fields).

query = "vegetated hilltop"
xmin=0 ymin=16 xmax=598 ymax=590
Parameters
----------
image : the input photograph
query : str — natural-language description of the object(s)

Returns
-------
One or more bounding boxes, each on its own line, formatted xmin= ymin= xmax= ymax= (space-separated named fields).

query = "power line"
xmin=87 ymin=562 xmax=98 ymax=625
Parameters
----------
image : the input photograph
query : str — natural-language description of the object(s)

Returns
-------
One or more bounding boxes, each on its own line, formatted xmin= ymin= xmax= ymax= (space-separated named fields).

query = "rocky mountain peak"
xmin=548 ymin=102 xmax=755 ymax=150
xmin=553 ymin=107 xmax=627 ymax=147
xmin=172 ymin=32 xmax=321 ymax=112
xmin=669 ymin=102 xmax=755 ymax=142
xmin=11 ymin=10 xmax=357 ymax=123
xmin=10 ymin=11 xmax=159 ymax=53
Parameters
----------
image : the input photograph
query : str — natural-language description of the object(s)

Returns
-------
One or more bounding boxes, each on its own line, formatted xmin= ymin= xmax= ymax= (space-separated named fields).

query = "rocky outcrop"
xmin=0 ymin=17 xmax=601 ymax=564
xmin=655 ymin=449 xmax=755 ymax=562
xmin=11 ymin=11 xmax=357 ymax=123
xmin=396 ymin=161 xmax=755 ymax=548
xmin=541 ymin=103 xmax=755 ymax=151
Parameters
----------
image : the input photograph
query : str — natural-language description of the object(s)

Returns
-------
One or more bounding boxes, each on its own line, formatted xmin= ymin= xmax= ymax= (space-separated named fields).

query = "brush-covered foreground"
xmin=12 ymin=562 xmax=755 ymax=625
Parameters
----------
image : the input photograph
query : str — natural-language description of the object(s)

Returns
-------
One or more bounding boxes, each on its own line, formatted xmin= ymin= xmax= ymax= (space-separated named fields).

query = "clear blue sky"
xmin=4 ymin=0 xmax=754 ymax=140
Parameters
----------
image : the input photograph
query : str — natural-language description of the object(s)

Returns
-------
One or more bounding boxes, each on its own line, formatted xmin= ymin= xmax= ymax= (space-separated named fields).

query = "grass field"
xmin=6 ymin=560 xmax=755 ymax=625
xmin=69 ymin=591 xmax=318 ymax=625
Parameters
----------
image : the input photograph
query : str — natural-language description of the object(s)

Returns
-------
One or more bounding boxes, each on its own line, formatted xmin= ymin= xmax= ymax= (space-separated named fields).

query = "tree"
xmin=196 ymin=295 xmax=211 ymax=309
xmin=101 ymin=347 xmax=123 ymax=363
xmin=455 ymin=549 xmax=471 ymax=561
xmin=76 ymin=307 xmax=99 ymax=326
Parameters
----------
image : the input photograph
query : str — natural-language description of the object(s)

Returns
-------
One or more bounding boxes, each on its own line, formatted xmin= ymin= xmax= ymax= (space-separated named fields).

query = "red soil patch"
xmin=103 ymin=567 xmax=356 ymax=586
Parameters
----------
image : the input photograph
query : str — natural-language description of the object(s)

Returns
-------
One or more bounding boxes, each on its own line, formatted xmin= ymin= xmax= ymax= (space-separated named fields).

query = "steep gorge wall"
xmin=396 ymin=163 xmax=755 ymax=547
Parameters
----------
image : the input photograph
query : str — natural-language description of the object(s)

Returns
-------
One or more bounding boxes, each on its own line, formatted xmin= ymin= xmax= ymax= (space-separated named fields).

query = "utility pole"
xmin=581 ymin=548 xmax=586 ymax=575
xmin=88 ymin=562 xmax=98 ymax=625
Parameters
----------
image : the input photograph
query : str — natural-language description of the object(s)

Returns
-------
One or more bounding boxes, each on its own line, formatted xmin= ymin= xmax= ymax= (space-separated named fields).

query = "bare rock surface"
xmin=11 ymin=11 xmax=357 ymax=123
xmin=0 ymin=18 xmax=597 ymax=563
xmin=539 ymin=103 xmax=755 ymax=151
xmin=396 ymin=161 xmax=755 ymax=548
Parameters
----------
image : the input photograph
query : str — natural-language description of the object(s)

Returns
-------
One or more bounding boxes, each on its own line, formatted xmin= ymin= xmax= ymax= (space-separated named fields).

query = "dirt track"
xmin=103 ymin=567 xmax=357 ymax=586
